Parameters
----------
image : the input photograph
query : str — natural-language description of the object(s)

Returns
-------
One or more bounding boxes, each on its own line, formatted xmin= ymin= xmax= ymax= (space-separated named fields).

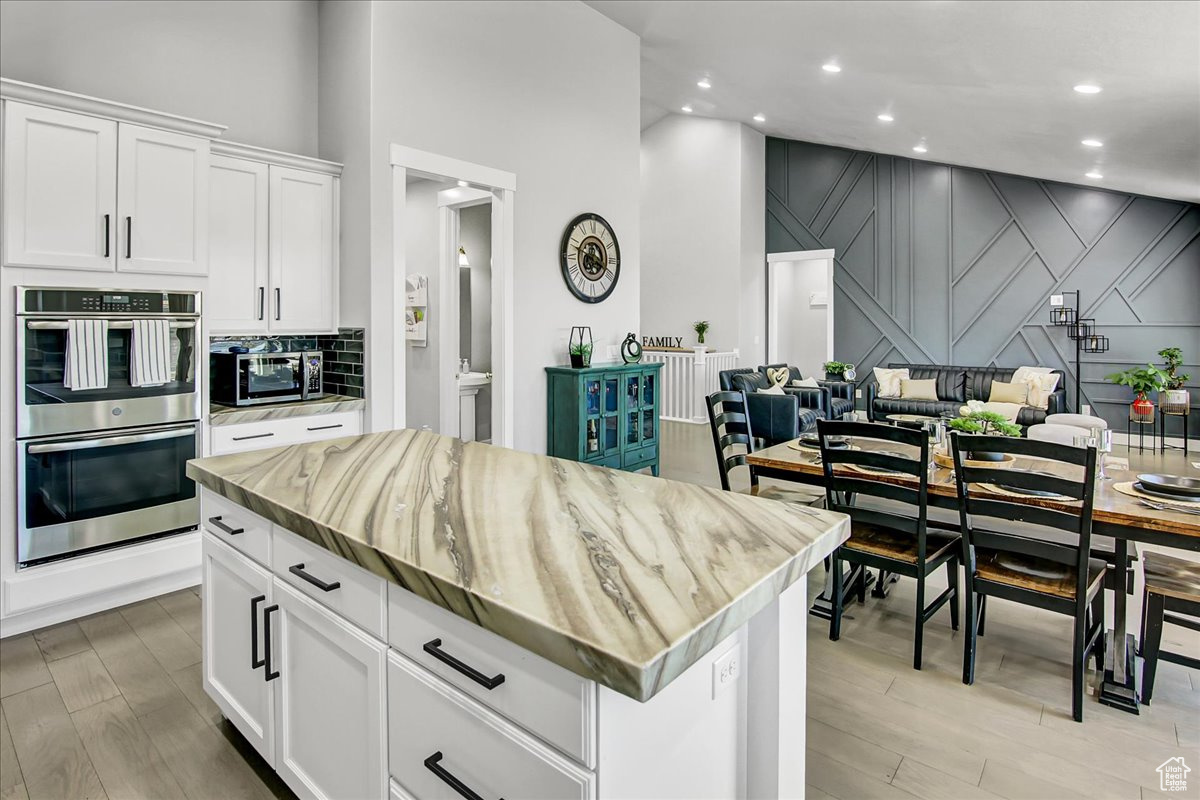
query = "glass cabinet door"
xmin=642 ymin=409 xmax=656 ymax=444
xmin=604 ymin=416 xmax=619 ymax=452
xmin=585 ymin=379 xmax=601 ymax=417
xmin=627 ymin=410 xmax=640 ymax=446
xmin=641 ymin=372 xmax=656 ymax=409
xmin=626 ymin=375 xmax=640 ymax=409
xmin=604 ymin=377 xmax=619 ymax=415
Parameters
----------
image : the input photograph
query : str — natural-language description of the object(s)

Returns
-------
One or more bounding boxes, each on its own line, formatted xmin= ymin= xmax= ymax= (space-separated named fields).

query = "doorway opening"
xmin=766 ymin=249 xmax=836 ymax=376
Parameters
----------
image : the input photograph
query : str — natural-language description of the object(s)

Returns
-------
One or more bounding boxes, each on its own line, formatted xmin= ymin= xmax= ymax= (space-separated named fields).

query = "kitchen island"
xmin=186 ymin=429 xmax=847 ymax=800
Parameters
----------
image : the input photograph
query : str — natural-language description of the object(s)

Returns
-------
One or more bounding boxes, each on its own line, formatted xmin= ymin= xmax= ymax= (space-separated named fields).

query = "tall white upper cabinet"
xmin=207 ymin=142 xmax=341 ymax=335
xmin=1 ymin=79 xmax=225 ymax=275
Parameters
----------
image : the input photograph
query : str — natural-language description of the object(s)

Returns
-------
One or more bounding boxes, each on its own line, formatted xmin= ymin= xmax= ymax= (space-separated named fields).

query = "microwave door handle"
xmin=27 ymin=426 xmax=197 ymax=454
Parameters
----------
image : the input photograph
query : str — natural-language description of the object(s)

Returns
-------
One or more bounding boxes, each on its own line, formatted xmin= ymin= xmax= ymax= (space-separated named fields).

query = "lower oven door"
xmin=18 ymin=422 xmax=200 ymax=567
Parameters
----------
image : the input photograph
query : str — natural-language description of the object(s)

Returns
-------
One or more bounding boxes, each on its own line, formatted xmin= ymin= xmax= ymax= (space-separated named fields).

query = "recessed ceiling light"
xmin=457 ymin=180 xmax=469 ymax=188
xmin=912 ymin=144 xmax=927 ymax=154
xmin=753 ymin=113 xmax=766 ymax=123
xmin=1074 ymin=84 xmax=1102 ymax=94
xmin=877 ymin=113 xmax=894 ymax=122
xmin=822 ymin=63 xmax=842 ymax=73
xmin=697 ymin=78 xmax=711 ymax=89
xmin=681 ymin=105 xmax=693 ymax=113
xmin=1081 ymin=139 xmax=1103 ymax=148
xmin=1085 ymin=171 xmax=1103 ymax=179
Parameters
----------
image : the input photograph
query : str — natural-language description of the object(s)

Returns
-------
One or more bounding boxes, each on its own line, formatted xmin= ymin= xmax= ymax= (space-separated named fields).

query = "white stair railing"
xmin=642 ymin=349 xmax=740 ymax=423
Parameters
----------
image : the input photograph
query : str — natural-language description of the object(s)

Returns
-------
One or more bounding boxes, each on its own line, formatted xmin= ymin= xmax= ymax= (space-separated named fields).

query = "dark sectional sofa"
xmin=717 ymin=365 xmax=856 ymax=446
xmin=865 ymin=363 xmax=1067 ymax=428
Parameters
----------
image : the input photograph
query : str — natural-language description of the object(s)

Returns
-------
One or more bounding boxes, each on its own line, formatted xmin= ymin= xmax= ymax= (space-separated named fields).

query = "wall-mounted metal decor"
xmin=1050 ymin=290 xmax=1112 ymax=410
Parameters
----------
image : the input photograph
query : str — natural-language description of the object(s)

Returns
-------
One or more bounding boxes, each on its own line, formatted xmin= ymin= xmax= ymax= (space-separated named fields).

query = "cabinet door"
xmin=208 ymin=156 xmax=269 ymax=333
xmin=3 ymin=102 xmax=116 ymax=270
xmin=116 ymin=123 xmax=209 ymax=275
xmin=600 ymin=373 xmax=622 ymax=456
xmin=269 ymin=166 xmax=335 ymax=333
xmin=272 ymin=580 xmax=387 ymax=800
xmin=202 ymin=533 xmax=275 ymax=766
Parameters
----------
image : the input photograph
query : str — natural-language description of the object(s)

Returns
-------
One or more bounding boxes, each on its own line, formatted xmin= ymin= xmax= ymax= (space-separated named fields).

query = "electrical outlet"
xmin=712 ymin=646 xmax=741 ymax=698
xmin=1081 ymin=404 xmax=1092 ymax=415
xmin=753 ymin=335 xmax=761 ymax=345
xmin=855 ymin=389 xmax=863 ymax=399
xmin=607 ymin=344 xmax=619 ymax=361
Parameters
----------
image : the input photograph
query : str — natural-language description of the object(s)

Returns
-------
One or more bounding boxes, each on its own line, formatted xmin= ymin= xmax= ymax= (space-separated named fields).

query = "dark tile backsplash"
xmin=209 ymin=328 xmax=367 ymax=399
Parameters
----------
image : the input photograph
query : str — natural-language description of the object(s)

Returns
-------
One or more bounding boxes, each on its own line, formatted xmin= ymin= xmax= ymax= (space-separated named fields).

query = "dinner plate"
xmin=1134 ymin=481 xmax=1200 ymax=503
xmin=997 ymin=471 xmax=1067 ymax=498
xmin=1136 ymin=473 xmax=1200 ymax=498
xmin=798 ymin=433 xmax=849 ymax=449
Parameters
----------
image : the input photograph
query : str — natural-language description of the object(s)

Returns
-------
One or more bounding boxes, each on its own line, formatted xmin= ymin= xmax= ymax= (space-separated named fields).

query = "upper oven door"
xmin=18 ymin=318 xmax=200 ymax=437
xmin=238 ymin=354 xmax=303 ymax=404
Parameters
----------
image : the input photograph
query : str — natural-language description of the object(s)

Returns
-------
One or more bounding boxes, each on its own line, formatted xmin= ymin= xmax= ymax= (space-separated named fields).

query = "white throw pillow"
xmin=791 ymin=377 xmax=820 ymax=388
xmin=989 ymin=379 xmax=1029 ymax=404
xmin=873 ymin=367 xmax=910 ymax=398
xmin=758 ymin=384 xmax=786 ymax=395
xmin=1012 ymin=369 xmax=1060 ymax=410
xmin=900 ymin=377 xmax=939 ymax=401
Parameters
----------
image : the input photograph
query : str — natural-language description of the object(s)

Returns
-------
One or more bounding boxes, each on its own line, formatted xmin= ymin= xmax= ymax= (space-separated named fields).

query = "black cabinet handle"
xmin=289 ymin=563 xmax=341 ymax=592
xmin=250 ymin=594 xmax=266 ymax=669
xmin=103 ymin=214 xmax=110 ymax=258
xmin=125 ymin=216 xmax=132 ymax=258
xmin=232 ymin=432 xmax=274 ymax=442
xmin=424 ymin=752 xmax=502 ymax=800
xmin=275 ymin=288 xmax=281 ymax=321
xmin=306 ymin=423 xmax=343 ymax=432
xmin=422 ymin=638 xmax=505 ymax=689
xmin=258 ymin=287 xmax=265 ymax=321
xmin=208 ymin=515 xmax=244 ymax=535
xmin=263 ymin=604 xmax=280 ymax=682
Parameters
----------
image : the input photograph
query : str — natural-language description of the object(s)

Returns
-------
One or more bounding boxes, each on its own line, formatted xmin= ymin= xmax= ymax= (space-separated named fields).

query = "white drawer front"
xmin=211 ymin=419 xmax=289 ymax=455
xmin=273 ymin=526 xmax=386 ymax=639
xmin=203 ymin=490 xmax=271 ymax=566
xmin=387 ymin=584 xmax=595 ymax=767
xmin=388 ymin=651 xmax=595 ymax=800
xmin=283 ymin=410 xmax=361 ymax=441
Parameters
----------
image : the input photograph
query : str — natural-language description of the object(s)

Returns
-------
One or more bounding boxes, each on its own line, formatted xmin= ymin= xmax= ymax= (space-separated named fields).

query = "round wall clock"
xmin=560 ymin=213 xmax=620 ymax=303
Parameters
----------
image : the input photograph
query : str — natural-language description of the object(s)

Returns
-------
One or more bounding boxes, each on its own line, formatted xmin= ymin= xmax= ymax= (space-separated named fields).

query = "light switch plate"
xmin=712 ymin=645 xmax=741 ymax=698
xmin=1081 ymin=404 xmax=1092 ymax=415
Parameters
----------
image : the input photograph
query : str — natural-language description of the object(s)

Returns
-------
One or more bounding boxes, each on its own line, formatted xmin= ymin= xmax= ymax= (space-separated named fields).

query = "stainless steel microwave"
xmin=210 ymin=351 xmax=324 ymax=407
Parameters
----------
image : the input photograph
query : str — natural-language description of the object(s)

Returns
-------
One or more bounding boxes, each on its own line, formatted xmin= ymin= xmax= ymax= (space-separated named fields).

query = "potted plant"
xmin=568 ymin=325 xmax=593 ymax=368
xmin=693 ymin=320 xmax=710 ymax=347
xmin=1158 ymin=347 xmax=1191 ymax=409
xmin=1106 ymin=364 xmax=1168 ymax=418
xmin=823 ymin=360 xmax=856 ymax=381
xmin=949 ymin=408 xmax=1022 ymax=461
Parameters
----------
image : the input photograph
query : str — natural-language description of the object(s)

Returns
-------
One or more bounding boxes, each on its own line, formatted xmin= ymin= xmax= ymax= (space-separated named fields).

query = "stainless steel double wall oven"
xmin=16 ymin=287 xmax=202 ymax=566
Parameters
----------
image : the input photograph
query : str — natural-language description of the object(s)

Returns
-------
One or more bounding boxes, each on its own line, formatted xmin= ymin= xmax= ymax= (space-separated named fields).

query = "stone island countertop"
xmin=186 ymin=428 xmax=848 ymax=702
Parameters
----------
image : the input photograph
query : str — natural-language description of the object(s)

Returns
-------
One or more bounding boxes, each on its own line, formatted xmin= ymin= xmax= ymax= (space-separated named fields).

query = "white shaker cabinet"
xmin=272 ymin=579 xmax=388 ymax=800
xmin=268 ymin=166 xmax=337 ymax=333
xmin=3 ymin=101 xmax=117 ymax=271
xmin=202 ymin=534 xmax=275 ymax=766
xmin=116 ymin=123 xmax=209 ymax=275
xmin=208 ymin=155 xmax=269 ymax=331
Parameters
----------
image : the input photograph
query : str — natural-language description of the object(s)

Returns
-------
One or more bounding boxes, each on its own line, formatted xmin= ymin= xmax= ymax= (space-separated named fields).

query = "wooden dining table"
xmin=747 ymin=436 xmax=1200 ymax=715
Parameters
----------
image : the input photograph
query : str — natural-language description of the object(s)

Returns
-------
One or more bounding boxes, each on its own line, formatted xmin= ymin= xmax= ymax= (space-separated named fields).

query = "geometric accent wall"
xmin=766 ymin=137 xmax=1200 ymax=432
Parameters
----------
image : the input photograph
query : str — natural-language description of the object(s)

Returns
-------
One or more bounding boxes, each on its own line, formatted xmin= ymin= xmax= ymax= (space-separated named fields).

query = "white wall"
xmin=460 ymin=203 xmax=493 ymax=441
xmin=352 ymin=0 xmax=640 ymax=452
xmin=0 ymin=0 xmax=319 ymax=154
xmin=404 ymin=179 xmax=442 ymax=432
xmin=640 ymin=114 xmax=765 ymax=359
xmin=769 ymin=259 xmax=830 ymax=377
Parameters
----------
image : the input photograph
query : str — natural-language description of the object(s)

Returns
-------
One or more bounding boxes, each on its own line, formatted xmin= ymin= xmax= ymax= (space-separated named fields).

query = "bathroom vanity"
xmin=187 ymin=429 xmax=847 ymax=800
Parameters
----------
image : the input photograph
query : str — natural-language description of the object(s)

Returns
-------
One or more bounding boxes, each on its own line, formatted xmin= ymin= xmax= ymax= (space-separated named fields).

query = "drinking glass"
xmin=1092 ymin=427 xmax=1113 ymax=480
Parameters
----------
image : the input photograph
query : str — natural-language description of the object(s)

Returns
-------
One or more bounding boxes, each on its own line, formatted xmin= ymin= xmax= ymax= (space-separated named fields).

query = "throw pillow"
xmin=791 ymin=376 xmax=820 ymax=388
xmin=1023 ymin=372 xmax=1060 ymax=410
xmin=899 ymin=378 xmax=938 ymax=401
xmin=758 ymin=384 xmax=786 ymax=395
xmin=989 ymin=379 xmax=1029 ymax=404
xmin=765 ymin=367 xmax=790 ymax=387
xmin=873 ymin=367 xmax=910 ymax=398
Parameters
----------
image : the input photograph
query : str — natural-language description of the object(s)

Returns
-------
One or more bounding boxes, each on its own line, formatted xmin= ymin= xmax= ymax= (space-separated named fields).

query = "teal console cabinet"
xmin=545 ymin=362 xmax=662 ymax=475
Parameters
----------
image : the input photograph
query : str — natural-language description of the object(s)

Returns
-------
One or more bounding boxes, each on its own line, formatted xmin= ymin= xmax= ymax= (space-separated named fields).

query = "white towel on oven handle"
xmin=130 ymin=319 xmax=172 ymax=387
xmin=64 ymin=319 xmax=109 ymax=390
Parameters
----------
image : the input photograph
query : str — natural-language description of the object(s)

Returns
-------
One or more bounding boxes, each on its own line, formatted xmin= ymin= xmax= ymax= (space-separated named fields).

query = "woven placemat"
xmin=1113 ymin=481 xmax=1200 ymax=511
xmin=846 ymin=462 xmax=908 ymax=477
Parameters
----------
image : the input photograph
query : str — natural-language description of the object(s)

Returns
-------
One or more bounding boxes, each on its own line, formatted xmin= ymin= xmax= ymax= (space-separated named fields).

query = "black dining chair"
xmin=1138 ymin=551 xmax=1200 ymax=706
xmin=950 ymin=433 xmax=1105 ymax=722
xmin=818 ymin=419 xmax=960 ymax=670
xmin=705 ymin=391 xmax=820 ymax=504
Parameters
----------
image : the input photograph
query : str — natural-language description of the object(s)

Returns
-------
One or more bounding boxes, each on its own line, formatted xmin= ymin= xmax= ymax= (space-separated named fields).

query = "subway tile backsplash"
xmin=208 ymin=327 xmax=366 ymax=399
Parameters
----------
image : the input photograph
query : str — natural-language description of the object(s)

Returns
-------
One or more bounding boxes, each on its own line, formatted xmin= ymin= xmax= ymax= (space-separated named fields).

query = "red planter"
xmin=1132 ymin=394 xmax=1154 ymax=417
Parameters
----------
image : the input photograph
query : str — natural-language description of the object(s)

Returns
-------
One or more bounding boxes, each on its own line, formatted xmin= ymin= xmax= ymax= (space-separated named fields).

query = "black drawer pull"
xmin=125 ymin=216 xmax=132 ymax=258
xmin=289 ymin=563 xmax=341 ymax=592
xmin=422 ymin=638 xmax=505 ymax=689
xmin=232 ymin=432 xmax=274 ymax=442
xmin=208 ymin=515 xmax=244 ymax=535
xmin=250 ymin=595 xmax=266 ymax=669
xmin=424 ymin=752 xmax=503 ymax=800
xmin=306 ymin=423 xmax=344 ymax=432
xmin=258 ymin=286 xmax=265 ymax=321
xmin=103 ymin=214 xmax=110 ymax=258
xmin=263 ymin=603 xmax=280 ymax=682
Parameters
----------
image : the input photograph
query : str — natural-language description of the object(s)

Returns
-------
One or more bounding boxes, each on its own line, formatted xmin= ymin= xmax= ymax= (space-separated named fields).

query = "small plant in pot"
xmin=569 ymin=341 xmax=593 ymax=369
xmin=1105 ymin=364 xmax=1168 ymax=418
xmin=823 ymin=360 xmax=856 ymax=381
xmin=693 ymin=320 xmax=710 ymax=347
xmin=1158 ymin=347 xmax=1190 ymax=409
xmin=948 ymin=408 xmax=1021 ymax=461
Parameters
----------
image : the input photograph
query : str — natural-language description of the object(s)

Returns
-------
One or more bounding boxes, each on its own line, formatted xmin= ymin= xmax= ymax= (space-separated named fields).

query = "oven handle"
xmin=25 ymin=320 xmax=197 ymax=330
xmin=27 ymin=426 xmax=197 ymax=454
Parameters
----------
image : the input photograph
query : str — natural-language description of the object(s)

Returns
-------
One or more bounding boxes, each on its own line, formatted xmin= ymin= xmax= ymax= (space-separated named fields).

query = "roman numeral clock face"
xmin=560 ymin=213 xmax=620 ymax=304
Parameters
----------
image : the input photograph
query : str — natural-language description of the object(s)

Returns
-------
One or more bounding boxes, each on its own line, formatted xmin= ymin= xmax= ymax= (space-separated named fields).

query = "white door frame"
xmin=390 ymin=145 xmax=517 ymax=447
xmin=765 ymin=249 xmax=835 ymax=367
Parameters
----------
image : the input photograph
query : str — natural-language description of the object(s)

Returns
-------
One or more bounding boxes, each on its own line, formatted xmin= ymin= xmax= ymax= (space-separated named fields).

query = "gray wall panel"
xmin=766 ymin=137 xmax=1200 ymax=432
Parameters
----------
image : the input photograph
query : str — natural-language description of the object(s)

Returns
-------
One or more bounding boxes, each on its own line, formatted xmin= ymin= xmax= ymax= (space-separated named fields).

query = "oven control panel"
xmin=79 ymin=294 xmax=157 ymax=313
xmin=20 ymin=288 xmax=199 ymax=315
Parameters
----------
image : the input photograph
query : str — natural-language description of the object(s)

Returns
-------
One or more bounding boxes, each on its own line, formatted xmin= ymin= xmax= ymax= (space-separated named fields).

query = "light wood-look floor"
xmin=0 ymin=421 xmax=1195 ymax=800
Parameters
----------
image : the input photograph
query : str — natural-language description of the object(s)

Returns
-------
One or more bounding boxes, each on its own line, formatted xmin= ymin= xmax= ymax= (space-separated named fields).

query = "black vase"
xmin=825 ymin=371 xmax=844 ymax=381
xmin=570 ymin=353 xmax=589 ymax=369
